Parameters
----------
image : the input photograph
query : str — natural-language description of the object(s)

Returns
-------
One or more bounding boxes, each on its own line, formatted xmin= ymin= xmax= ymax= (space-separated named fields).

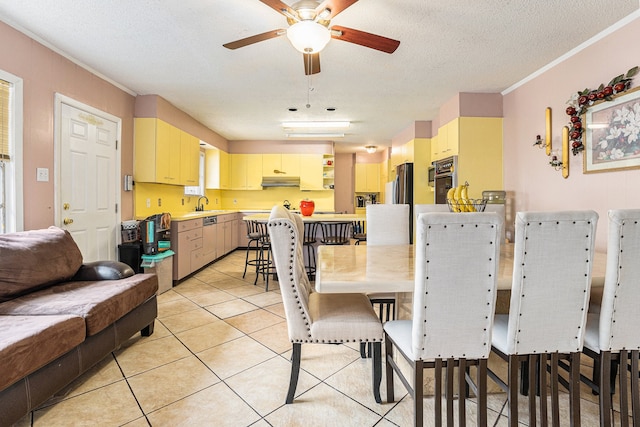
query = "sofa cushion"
xmin=0 ymin=315 xmax=86 ymax=392
xmin=0 ymin=227 xmax=83 ymax=302
xmin=0 ymin=274 xmax=158 ymax=336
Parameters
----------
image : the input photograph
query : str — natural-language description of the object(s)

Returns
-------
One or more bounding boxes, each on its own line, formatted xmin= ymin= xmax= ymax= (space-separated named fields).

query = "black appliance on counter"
xmin=140 ymin=213 xmax=171 ymax=255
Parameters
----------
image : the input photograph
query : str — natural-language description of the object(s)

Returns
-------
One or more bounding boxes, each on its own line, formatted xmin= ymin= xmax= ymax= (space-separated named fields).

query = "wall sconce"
xmin=533 ymin=134 xmax=545 ymax=149
xmin=365 ymin=145 xmax=377 ymax=154
xmin=549 ymin=149 xmax=563 ymax=171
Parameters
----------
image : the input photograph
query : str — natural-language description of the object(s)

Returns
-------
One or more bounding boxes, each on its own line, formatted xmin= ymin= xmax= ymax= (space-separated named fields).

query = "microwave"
xmin=428 ymin=166 xmax=435 ymax=187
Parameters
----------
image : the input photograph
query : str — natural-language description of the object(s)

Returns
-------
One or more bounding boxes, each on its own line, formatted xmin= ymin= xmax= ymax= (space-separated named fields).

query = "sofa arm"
xmin=72 ymin=261 xmax=135 ymax=281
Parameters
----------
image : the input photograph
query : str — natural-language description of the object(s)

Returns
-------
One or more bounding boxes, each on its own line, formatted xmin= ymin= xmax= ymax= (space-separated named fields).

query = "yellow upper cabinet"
xmin=262 ymin=154 xmax=300 ymax=177
xmin=205 ymin=148 xmax=230 ymax=190
xmin=230 ymin=154 xmax=262 ymax=190
xmin=135 ymin=118 xmax=180 ymax=184
xmin=355 ymin=163 xmax=380 ymax=193
xmin=134 ymin=118 xmax=200 ymax=186
xmin=432 ymin=118 xmax=459 ymax=161
xmin=180 ymin=130 xmax=199 ymax=186
xmin=299 ymin=154 xmax=324 ymax=190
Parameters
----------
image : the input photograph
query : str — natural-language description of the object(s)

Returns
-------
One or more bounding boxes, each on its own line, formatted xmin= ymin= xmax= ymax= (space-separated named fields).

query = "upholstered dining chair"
xmin=384 ymin=211 xmax=502 ymax=427
xmin=361 ymin=204 xmax=410 ymax=357
xmin=267 ymin=205 xmax=384 ymax=404
xmin=581 ymin=209 xmax=640 ymax=427
xmin=489 ymin=210 xmax=598 ymax=427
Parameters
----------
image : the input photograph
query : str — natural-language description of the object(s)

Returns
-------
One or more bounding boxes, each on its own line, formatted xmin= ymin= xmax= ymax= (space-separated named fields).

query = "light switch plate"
xmin=36 ymin=168 xmax=49 ymax=182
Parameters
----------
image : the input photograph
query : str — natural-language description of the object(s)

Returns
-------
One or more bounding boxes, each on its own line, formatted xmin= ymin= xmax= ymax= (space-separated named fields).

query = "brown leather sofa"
xmin=0 ymin=227 xmax=158 ymax=426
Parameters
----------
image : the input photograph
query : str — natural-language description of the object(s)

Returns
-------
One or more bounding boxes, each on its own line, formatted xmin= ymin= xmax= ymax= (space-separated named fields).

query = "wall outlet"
xmin=146 ymin=198 xmax=151 ymax=208
xmin=36 ymin=168 xmax=49 ymax=182
xmin=233 ymin=199 xmax=237 ymax=204
xmin=215 ymin=198 xmax=218 ymax=205
xmin=158 ymin=198 xmax=162 ymax=207
xmin=181 ymin=198 xmax=184 ymax=205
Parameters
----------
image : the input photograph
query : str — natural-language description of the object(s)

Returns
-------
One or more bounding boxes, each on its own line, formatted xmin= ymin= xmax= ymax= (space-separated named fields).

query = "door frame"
xmin=53 ymin=93 xmax=122 ymax=257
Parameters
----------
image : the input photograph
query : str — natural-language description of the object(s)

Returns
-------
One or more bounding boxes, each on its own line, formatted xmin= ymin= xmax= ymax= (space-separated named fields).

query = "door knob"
xmin=63 ymin=218 xmax=74 ymax=225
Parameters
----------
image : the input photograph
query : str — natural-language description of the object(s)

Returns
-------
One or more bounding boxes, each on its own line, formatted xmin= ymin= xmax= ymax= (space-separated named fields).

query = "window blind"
xmin=0 ymin=79 xmax=10 ymax=161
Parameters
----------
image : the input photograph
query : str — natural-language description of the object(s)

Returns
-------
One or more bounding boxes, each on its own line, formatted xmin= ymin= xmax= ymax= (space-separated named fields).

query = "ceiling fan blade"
xmin=330 ymin=25 xmax=400 ymax=53
xmin=223 ymin=29 xmax=285 ymax=50
xmin=259 ymin=0 xmax=298 ymax=18
xmin=303 ymin=53 xmax=321 ymax=75
xmin=315 ymin=0 xmax=358 ymax=20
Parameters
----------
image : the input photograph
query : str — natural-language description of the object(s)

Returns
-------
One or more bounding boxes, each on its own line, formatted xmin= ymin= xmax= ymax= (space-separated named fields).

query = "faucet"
xmin=196 ymin=196 xmax=209 ymax=211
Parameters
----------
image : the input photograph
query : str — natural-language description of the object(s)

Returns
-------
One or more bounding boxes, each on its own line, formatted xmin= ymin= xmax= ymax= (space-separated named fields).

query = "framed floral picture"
xmin=583 ymin=86 xmax=640 ymax=173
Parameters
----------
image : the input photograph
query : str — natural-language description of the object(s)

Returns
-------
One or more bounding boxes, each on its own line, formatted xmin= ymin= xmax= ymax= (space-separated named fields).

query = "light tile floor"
xmin=12 ymin=250 xmax=628 ymax=426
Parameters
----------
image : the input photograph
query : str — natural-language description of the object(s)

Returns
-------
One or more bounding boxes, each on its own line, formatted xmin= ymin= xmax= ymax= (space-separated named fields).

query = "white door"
xmin=58 ymin=100 xmax=120 ymax=262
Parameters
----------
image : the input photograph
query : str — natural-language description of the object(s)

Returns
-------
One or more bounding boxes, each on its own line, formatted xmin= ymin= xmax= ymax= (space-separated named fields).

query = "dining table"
xmin=315 ymin=242 xmax=607 ymax=316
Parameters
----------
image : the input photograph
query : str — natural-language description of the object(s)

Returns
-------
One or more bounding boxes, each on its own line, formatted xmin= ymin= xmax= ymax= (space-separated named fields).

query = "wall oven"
xmin=433 ymin=156 xmax=458 ymax=204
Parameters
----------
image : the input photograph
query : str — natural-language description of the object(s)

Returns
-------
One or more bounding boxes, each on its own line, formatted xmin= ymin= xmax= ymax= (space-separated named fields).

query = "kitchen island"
xmin=242 ymin=212 xmax=365 ymax=222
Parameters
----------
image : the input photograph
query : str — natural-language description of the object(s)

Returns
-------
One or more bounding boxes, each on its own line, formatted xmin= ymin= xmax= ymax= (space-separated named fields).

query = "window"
xmin=184 ymin=150 xmax=205 ymax=196
xmin=0 ymin=70 xmax=23 ymax=233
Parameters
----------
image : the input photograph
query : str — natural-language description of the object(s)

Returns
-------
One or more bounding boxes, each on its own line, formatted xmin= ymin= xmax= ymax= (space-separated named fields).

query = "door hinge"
xmin=115 ymin=140 xmax=118 ymax=150
xmin=115 ymin=203 xmax=118 ymax=214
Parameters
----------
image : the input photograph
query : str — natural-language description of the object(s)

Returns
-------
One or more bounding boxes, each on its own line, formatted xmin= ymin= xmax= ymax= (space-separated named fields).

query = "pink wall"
xmin=228 ymin=139 xmax=332 ymax=154
xmin=503 ymin=16 xmax=640 ymax=250
xmin=0 ymin=21 xmax=136 ymax=229
xmin=334 ymin=153 xmax=354 ymax=213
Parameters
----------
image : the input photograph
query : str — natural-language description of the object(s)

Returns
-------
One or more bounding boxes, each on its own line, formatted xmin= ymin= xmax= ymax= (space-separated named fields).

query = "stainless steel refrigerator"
xmin=394 ymin=162 xmax=414 ymax=243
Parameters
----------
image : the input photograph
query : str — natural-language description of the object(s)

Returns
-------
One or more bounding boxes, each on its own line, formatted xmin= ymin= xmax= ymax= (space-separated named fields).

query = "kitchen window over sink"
xmin=184 ymin=150 xmax=205 ymax=196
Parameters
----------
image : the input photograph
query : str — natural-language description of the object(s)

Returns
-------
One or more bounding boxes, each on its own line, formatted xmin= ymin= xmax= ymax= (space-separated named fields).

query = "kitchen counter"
xmin=139 ymin=209 xmax=343 ymax=222
xmin=242 ymin=212 xmax=364 ymax=222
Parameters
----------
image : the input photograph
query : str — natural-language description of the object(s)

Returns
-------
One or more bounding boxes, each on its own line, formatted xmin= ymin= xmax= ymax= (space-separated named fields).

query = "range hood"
xmin=261 ymin=176 xmax=301 ymax=188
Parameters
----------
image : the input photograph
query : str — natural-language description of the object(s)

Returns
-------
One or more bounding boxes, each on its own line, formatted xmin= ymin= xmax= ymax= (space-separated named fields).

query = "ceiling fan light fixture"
xmin=365 ymin=145 xmax=377 ymax=154
xmin=286 ymin=21 xmax=331 ymax=53
xmin=282 ymin=121 xmax=350 ymax=129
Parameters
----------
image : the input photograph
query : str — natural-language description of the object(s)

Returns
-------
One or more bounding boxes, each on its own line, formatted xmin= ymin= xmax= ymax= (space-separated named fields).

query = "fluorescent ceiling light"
xmin=282 ymin=121 xmax=350 ymax=128
xmin=286 ymin=132 xmax=345 ymax=138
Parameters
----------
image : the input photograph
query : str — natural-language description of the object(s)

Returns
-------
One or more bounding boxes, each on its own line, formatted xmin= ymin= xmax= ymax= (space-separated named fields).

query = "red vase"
xmin=300 ymin=199 xmax=315 ymax=216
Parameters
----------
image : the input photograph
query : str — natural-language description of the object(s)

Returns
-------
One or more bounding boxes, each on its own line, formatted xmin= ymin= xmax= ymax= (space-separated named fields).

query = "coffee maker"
xmin=139 ymin=213 xmax=171 ymax=255
xmin=356 ymin=196 xmax=366 ymax=207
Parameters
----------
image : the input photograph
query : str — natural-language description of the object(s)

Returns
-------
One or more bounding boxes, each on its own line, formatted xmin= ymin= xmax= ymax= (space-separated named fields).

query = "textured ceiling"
xmin=1 ymin=0 xmax=638 ymax=153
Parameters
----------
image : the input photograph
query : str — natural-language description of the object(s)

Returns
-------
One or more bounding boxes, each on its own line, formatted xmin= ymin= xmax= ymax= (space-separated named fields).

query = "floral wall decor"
xmin=565 ymin=66 xmax=638 ymax=156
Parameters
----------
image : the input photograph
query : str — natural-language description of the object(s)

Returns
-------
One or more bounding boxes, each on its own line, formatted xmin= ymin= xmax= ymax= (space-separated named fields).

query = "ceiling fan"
xmin=223 ymin=0 xmax=400 ymax=75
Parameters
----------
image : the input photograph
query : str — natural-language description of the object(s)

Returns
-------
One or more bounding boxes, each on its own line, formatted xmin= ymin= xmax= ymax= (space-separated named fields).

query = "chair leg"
xmin=385 ymin=335 xmax=395 ymax=403
xmin=477 ymin=359 xmax=488 ymax=427
xmin=286 ymin=343 xmax=302 ymax=404
xmin=631 ymin=350 xmax=640 ymax=424
xmin=600 ymin=352 xmax=613 ymax=427
xmin=508 ymin=355 xmax=519 ymax=427
xmin=435 ymin=359 xmax=442 ymax=427
xmin=360 ymin=342 xmax=367 ymax=358
xmin=458 ymin=358 xmax=467 ymax=426
xmin=569 ymin=352 xmax=581 ymax=427
xmin=619 ymin=350 xmax=629 ymax=427
xmin=372 ymin=342 xmax=382 ymax=404
xmin=527 ymin=355 xmax=537 ymax=427
xmin=415 ymin=360 xmax=424 ymax=427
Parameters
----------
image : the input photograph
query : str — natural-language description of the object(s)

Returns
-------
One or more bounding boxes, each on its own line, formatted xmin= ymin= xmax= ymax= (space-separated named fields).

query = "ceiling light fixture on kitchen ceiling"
xmin=365 ymin=145 xmax=377 ymax=153
xmin=282 ymin=121 xmax=350 ymax=128
xmin=287 ymin=21 xmax=331 ymax=54
xmin=286 ymin=132 xmax=344 ymax=138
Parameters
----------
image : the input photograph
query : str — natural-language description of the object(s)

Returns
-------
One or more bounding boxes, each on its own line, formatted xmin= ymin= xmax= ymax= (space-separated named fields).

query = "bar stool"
xmin=242 ymin=220 xmax=263 ymax=279
xmin=254 ymin=222 xmax=275 ymax=291
xmin=302 ymin=222 xmax=319 ymax=280
xmin=351 ymin=220 xmax=367 ymax=245
xmin=319 ymin=221 xmax=352 ymax=246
